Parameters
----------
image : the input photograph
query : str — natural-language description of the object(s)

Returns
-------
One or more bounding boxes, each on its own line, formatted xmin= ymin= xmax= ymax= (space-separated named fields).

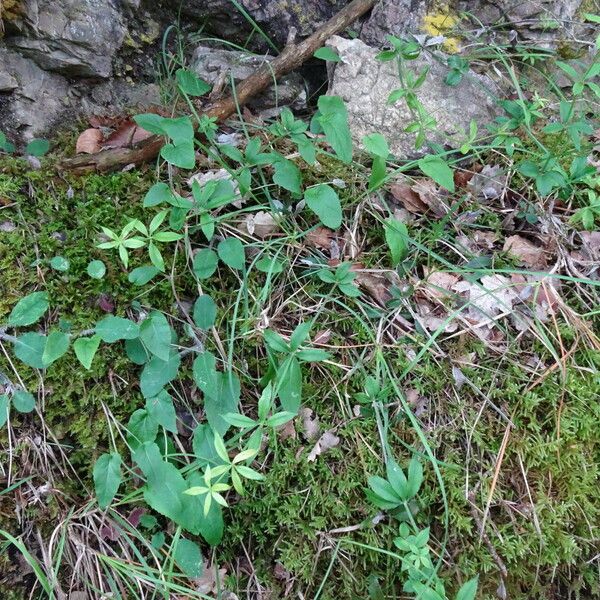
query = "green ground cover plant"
xmin=0 ymin=11 xmax=599 ymax=600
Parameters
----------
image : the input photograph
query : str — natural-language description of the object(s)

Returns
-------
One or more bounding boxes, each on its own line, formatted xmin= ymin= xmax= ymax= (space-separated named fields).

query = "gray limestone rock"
xmin=326 ymin=36 xmax=501 ymax=158
xmin=190 ymin=45 xmax=306 ymax=112
xmin=6 ymin=0 xmax=127 ymax=78
xmin=0 ymin=46 xmax=72 ymax=140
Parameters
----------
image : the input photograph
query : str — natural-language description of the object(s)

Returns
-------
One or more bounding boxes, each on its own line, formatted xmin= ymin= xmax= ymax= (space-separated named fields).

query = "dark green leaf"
xmin=25 ymin=138 xmax=50 ymax=157
xmin=127 ymin=409 xmax=158 ymax=449
xmin=174 ymin=538 xmax=204 ymax=578
xmin=176 ymin=68 xmax=211 ymax=97
xmin=384 ymin=218 xmax=409 ymax=266
xmin=139 ymin=312 xmax=171 ymax=361
xmin=418 ymin=156 xmax=455 ymax=192
xmin=140 ymin=353 xmax=181 ymax=398
xmin=93 ymin=453 xmax=122 ymax=509
xmin=314 ymin=47 xmax=341 ymax=62
xmin=96 ymin=316 xmax=140 ymax=343
xmin=193 ymin=295 xmax=217 ymax=330
xmin=273 ymin=159 xmax=303 ymax=194
xmin=317 ymin=95 xmax=353 ymax=163
xmin=277 ymin=357 xmax=302 ymax=413
xmin=193 ymin=248 xmax=219 ymax=280
xmin=42 ymin=331 xmax=70 ymax=367
xmin=73 ymin=335 xmax=101 ymax=370
xmin=12 ymin=390 xmax=36 ymax=413
xmin=146 ymin=390 xmax=177 ymax=433
xmin=13 ymin=333 xmax=46 ymax=369
xmin=128 ymin=265 xmax=160 ymax=286
xmin=217 ymin=238 xmax=245 ymax=270
xmin=8 ymin=292 xmax=49 ymax=327
xmin=304 ymin=184 xmax=342 ymax=229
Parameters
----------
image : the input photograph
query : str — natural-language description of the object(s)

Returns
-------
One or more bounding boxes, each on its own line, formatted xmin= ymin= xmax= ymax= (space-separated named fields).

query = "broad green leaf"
xmin=204 ymin=371 xmax=241 ymax=435
xmin=176 ymin=68 xmax=211 ymax=97
xmin=456 ymin=577 xmax=478 ymax=600
xmin=304 ymin=184 xmax=342 ymax=229
xmin=368 ymin=475 xmax=401 ymax=504
xmin=161 ymin=141 xmax=195 ymax=169
xmin=125 ymin=337 xmax=150 ymax=365
xmin=386 ymin=458 xmax=410 ymax=500
xmin=192 ymin=352 xmax=220 ymax=398
xmin=96 ymin=316 xmax=140 ymax=343
xmin=42 ymin=331 xmax=70 ymax=366
xmin=277 ymin=356 xmax=302 ymax=413
xmin=384 ymin=218 xmax=409 ymax=266
xmin=93 ymin=453 xmax=123 ymax=509
xmin=160 ymin=116 xmax=194 ymax=145
xmin=193 ymin=248 xmax=218 ymax=280
xmin=50 ymin=256 xmax=70 ymax=272
xmin=144 ymin=182 xmax=174 ymax=207
xmin=13 ymin=333 xmax=46 ymax=369
xmin=184 ymin=471 xmax=224 ymax=544
xmin=174 ymin=538 xmax=204 ymax=578
xmin=140 ymin=353 xmax=181 ymax=398
xmin=133 ymin=441 xmax=184 ymax=515
xmin=217 ymin=238 xmax=245 ymax=270
xmin=193 ymin=295 xmax=217 ymax=330
xmin=8 ymin=292 xmax=49 ymax=327
xmin=0 ymin=395 xmax=8 ymax=428
xmin=146 ymin=390 xmax=177 ymax=433
xmin=193 ymin=424 xmax=227 ymax=467
xmin=12 ymin=390 xmax=36 ymax=413
xmin=362 ymin=133 xmax=389 ymax=158
xmin=139 ymin=312 xmax=171 ymax=361
xmin=128 ymin=265 xmax=160 ymax=286
xmin=418 ymin=156 xmax=455 ymax=192
xmin=317 ymin=95 xmax=353 ymax=163
xmin=134 ymin=442 xmax=220 ymax=540
xmin=273 ymin=159 xmax=303 ymax=194
xmin=86 ymin=260 xmax=106 ymax=279
xmin=127 ymin=408 xmax=158 ymax=449
xmin=25 ymin=138 xmax=50 ymax=157
xmin=313 ymin=47 xmax=341 ymax=62
xmin=256 ymin=256 xmax=284 ymax=274
xmin=133 ymin=113 xmax=165 ymax=135
xmin=73 ymin=335 xmax=101 ymax=370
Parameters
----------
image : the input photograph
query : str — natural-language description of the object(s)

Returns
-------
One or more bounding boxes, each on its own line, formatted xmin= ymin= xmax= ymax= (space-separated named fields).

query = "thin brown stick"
xmin=60 ymin=0 xmax=377 ymax=174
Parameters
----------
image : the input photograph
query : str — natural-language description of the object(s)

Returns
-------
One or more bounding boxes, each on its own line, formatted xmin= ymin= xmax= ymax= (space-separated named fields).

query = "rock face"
xmin=190 ymin=45 xmax=305 ymax=113
xmin=179 ymin=0 xmax=350 ymax=48
xmin=326 ymin=36 xmax=500 ymax=158
xmin=0 ymin=47 xmax=72 ymax=139
xmin=6 ymin=0 xmax=127 ymax=78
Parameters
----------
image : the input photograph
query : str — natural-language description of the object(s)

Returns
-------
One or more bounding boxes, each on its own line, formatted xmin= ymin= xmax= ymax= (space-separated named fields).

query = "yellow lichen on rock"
xmin=421 ymin=4 xmax=461 ymax=53
xmin=0 ymin=0 xmax=23 ymax=36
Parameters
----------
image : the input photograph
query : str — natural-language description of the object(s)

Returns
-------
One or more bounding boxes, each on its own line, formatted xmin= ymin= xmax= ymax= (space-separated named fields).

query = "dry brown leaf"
xmin=195 ymin=563 xmax=227 ymax=595
xmin=389 ymin=181 xmax=428 ymax=214
xmin=412 ymin=179 xmax=448 ymax=217
xmin=307 ymin=430 xmax=340 ymax=462
xmin=306 ymin=226 xmax=336 ymax=249
xmin=300 ymin=407 xmax=320 ymax=441
xmin=453 ymin=274 xmax=517 ymax=324
xmin=503 ymin=235 xmax=546 ymax=268
xmin=277 ymin=419 xmax=297 ymax=441
xmin=312 ymin=329 xmax=332 ymax=345
xmin=75 ymin=128 xmax=104 ymax=154
xmin=241 ymin=211 xmax=278 ymax=238
xmin=424 ymin=270 xmax=460 ymax=299
xmin=102 ymin=119 xmax=153 ymax=150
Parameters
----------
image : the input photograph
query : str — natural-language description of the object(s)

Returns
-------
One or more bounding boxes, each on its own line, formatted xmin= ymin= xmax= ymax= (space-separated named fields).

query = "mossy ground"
xmin=1 ymin=142 xmax=599 ymax=599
